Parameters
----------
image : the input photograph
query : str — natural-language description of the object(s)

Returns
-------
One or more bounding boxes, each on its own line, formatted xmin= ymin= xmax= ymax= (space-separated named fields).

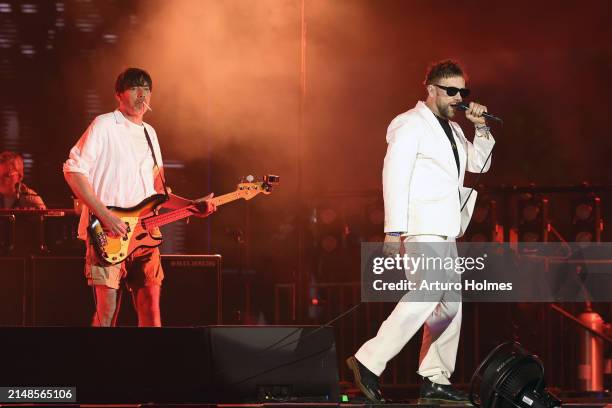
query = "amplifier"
xmin=0 ymin=257 xmax=26 ymax=326
xmin=41 ymin=213 xmax=84 ymax=255
xmin=31 ymin=256 xmax=92 ymax=326
xmin=161 ymin=254 xmax=222 ymax=325
xmin=0 ymin=210 xmax=79 ymax=256
xmin=0 ymin=214 xmax=15 ymax=255
xmin=29 ymin=254 xmax=222 ymax=326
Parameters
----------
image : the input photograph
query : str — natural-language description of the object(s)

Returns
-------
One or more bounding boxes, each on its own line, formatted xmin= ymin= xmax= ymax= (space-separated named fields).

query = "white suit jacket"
xmin=383 ymin=101 xmax=495 ymax=238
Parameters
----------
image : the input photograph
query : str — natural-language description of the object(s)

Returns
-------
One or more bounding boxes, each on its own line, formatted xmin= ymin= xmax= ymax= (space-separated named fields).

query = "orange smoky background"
xmin=2 ymin=0 xmax=612 ymax=296
xmin=42 ymin=0 xmax=612 ymax=199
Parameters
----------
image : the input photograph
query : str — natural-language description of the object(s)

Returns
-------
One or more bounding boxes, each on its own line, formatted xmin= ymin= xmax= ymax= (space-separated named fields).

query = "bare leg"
xmin=132 ymin=285 xmax=161 ymax=327
xmin=91 ymin=285 xmax=119 ymax=327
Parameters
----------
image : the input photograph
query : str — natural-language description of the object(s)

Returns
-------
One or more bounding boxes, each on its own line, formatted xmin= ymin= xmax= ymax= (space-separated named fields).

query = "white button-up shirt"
xmin=63 ymin=110 xmax=163 ymax=239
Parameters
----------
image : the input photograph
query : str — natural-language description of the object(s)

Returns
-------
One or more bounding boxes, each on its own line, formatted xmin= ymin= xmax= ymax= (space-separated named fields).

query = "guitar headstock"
xmin=236 ymin=174 xmax=279 ymax=200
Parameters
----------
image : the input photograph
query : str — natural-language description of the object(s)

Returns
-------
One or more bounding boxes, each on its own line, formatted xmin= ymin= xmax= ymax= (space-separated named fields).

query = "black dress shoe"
xmin=419 ymin=377 xmax=471 ymax=404
xmin=346 ymin=356 xmax=385 ymax=403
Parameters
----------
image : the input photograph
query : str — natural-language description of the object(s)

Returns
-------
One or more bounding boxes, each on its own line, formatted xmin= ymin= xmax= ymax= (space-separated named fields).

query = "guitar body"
xmin=88 ymin=194 xmax=167 ymax=265
xmin=87 ymin=175 xmax=279 ymax=266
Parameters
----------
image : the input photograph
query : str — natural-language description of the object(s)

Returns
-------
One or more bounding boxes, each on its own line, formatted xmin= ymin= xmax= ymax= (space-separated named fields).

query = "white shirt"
xmin=63 ymin=110 xmax=163 ymax=239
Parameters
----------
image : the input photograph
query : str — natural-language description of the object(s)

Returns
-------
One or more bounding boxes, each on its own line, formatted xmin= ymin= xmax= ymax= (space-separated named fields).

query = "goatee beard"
xmin=439 ymin=104 xmax=454 ymax=119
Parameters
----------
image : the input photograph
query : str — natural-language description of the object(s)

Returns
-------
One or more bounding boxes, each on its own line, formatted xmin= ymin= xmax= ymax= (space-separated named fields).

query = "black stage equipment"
xmin=0 ymin=326 xmax=338 ymax=404
xmin=210 ymin=326 xmax=340 ymax=403
xmin=28 ymin=254 xmax=221 ymax=326
xmin=469 ymin=341 xmax=562 ymax=408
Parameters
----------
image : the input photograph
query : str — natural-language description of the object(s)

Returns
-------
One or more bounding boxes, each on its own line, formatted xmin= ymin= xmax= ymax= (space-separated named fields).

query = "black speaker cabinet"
xmin=0 ymin=214 xmax=15 ymax=255
xmin=161 ymin=254 xmax=222 ymax=325
xmin=210 ymin=326 xmax=340 ymax=403
xmin=0 ymin=326 xmax=339 ymax=404
xmin=0 ymin=326 xmax=211 ymax=404
xmin=0 ymin=257 xmax=26 ymax=326
xmin=31 ymin=256 xmax=91 ymax=326
xmin=30 ymin=254 xmax=221 ymax=326
xmin=41 ymin=213 xmax=84 ymax=255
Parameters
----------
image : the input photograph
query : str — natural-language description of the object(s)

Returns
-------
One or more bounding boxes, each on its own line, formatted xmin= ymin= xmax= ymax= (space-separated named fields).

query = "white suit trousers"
xmin=355 ymin=234 xmax=461 ymax=385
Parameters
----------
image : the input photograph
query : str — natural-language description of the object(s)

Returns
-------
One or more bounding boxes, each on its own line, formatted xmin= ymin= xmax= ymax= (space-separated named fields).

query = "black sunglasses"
xmin=434 ymin=84 xmax=470 ymax=98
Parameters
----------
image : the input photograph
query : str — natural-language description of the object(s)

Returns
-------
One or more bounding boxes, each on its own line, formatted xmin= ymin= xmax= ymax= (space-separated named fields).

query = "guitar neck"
xmin=210 ymin=191 xmax=245 ymax=207
xmin=142 ymin=191 xmax=247 ymax=230
xmin=143 ymin=207 xmax=193 ymax=230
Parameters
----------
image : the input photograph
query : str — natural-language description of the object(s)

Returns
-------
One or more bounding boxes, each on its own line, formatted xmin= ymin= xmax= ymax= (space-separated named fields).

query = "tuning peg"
xmin=264 ymin=175 xmax=280 ymax=184
xmin=246 ymin=175 xmax=255 ymax=182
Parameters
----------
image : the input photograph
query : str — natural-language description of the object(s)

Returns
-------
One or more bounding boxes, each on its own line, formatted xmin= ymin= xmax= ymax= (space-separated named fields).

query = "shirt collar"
xmin=434 ymin=113 xmax=449 ymax=124
xmin=113 ymin=109 xmax=146 ymax=129
xmin=113 ymin=109 xmax=126 ymax=124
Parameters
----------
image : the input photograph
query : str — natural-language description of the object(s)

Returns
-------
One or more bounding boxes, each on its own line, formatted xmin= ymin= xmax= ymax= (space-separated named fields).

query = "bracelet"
xmin=475 ymin=124 xmax=490 ymax=133
xmin=386 ymin=232 xmax=402 ymax=237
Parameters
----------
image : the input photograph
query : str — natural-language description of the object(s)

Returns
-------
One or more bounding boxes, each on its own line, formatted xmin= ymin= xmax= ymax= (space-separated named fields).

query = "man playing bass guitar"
xmin=63 ymin=68 xmax=216 ymax=327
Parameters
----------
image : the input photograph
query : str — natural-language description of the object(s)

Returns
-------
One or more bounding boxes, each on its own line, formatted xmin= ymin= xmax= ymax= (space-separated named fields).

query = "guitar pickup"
xmin=96 ymin=232 xmax=108 ymax=246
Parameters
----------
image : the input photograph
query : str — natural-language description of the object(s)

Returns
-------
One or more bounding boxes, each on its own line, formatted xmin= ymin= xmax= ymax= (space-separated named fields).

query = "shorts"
xmin=85 ymin=241 xmax=164 ymax=290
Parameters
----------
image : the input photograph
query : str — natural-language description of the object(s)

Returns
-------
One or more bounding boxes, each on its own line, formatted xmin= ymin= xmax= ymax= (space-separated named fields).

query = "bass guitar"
xmin=88 ymin=175 xmax=279 ymax=265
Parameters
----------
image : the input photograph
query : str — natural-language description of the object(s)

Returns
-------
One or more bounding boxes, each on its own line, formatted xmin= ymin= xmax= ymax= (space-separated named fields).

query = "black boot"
xmin=346 ymin=356 xmax=385 ymax=402
xmin=419 ymin=377 xmax=471 ymax=404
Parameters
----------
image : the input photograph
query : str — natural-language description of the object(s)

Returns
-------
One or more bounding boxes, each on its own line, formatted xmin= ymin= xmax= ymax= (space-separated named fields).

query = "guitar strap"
xmin=143 ymin=126 xmax=169 ymax=198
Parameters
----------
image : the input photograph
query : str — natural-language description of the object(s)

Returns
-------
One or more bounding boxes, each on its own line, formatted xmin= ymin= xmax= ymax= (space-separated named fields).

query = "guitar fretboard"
xmin=210 ymin=191 xmax=246 ymax=206
xmin=143 ymin=207 xmax=193 ymax=230
xmin=142 ymin=191 xmax=249 ymax=230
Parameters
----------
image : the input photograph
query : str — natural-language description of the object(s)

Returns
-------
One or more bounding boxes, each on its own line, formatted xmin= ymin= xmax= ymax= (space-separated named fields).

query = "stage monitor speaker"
xmin=0 ymin=257 xmax=26 ymax=326
xmin=210 ymin=326 xmax=340 ymax=403
xmin=0 ymin=326 xmax=339 ymax=404
xmin=0 ymin=326 xmax=212 ymax=404
xmin=30 ymin=254 xmax=221 ymax=326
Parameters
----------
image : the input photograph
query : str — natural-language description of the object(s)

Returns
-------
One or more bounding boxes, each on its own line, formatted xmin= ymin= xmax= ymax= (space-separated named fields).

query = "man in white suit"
xmin=347 ymin=60 xmax=495 ymax=403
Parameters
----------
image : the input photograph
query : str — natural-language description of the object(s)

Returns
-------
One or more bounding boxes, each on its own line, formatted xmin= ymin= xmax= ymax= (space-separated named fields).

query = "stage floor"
xmin=0 ymin=402 xmax=611 ymax=407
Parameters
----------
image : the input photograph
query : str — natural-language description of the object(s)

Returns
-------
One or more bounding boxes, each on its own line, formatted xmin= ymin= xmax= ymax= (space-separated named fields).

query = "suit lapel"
xmin=415 ymin=101 xmax=450 ymax=145
xmin=415 ymin=102 xmax=462 ymax=178
xmin=449 ymin=122 xmax=467 ymax=177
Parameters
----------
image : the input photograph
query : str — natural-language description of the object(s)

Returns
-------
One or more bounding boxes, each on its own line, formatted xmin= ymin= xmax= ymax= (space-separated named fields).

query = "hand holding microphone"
xmin=463 ymin=102 xmax=487 ymax=125
xmin=453 ymin=102 xmax=503 ymax=124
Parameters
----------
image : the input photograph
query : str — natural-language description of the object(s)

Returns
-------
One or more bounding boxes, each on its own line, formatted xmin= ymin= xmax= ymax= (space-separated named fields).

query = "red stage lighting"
xmin=571 ymin=194 xmax=603 ymax=242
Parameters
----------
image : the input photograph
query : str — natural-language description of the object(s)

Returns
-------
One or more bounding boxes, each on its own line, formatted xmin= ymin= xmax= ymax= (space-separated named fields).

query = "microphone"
xmin=14 ymin=181 xmax=35 ymax=197
xmin=453 ymin=103 xmax=503 ymax=123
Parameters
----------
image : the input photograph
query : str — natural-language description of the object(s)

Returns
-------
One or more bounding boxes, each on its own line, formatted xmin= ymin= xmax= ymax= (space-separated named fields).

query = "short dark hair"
xmin=115 ymin=67 xmax=153 ymax=94
xmin=424 ymin=60 xmax=466 ymax=85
